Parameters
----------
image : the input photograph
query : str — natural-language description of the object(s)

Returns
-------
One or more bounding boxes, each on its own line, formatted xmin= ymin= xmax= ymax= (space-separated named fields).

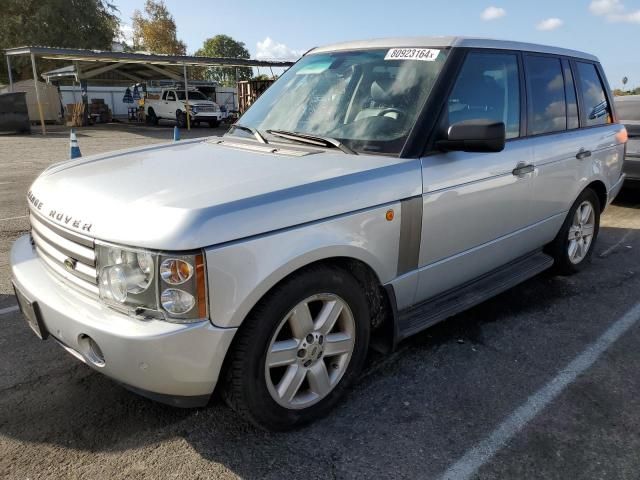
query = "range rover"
xmin=11 ymin=37 xmax=626 ymax=430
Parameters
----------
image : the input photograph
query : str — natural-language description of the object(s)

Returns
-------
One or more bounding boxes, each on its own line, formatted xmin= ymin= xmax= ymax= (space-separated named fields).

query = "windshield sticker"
xmin=296 ymin=60 xmax=332 ymax=75
xmin=385 ymin=48 xmax=440 ymax=61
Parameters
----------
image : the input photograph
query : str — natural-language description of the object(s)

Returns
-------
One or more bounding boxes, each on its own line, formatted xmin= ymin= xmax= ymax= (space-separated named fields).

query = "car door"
xmin=414 ymin=50 xmax=538 ymax=304
xmin=527 ymin=58 xmax=624 ymax=234
xmin=164 ymin=91 xmax=176 ymax=117
xmin=524 ymin=55 xmax=584 ymax=235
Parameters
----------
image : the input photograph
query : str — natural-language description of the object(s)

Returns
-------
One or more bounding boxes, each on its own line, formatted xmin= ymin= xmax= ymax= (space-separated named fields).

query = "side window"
xmin=447 ymin=52 xmax=520 ymax=139
xmin=576 ymin=62 xmax=612 ymax=126
xmin=563 ymin=60 xmax=579 ymax=130
xmin=167 ymin=91 xmax=176 ymax=101
xmin=162 ymin=91 xmax=167 ymax=100
xmin=525 ymin=55 xmax=566 ymax=135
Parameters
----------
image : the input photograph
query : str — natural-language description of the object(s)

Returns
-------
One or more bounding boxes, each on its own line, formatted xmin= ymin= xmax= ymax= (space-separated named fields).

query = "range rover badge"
xmin=64 ymin=257 xmax=77 ymax=271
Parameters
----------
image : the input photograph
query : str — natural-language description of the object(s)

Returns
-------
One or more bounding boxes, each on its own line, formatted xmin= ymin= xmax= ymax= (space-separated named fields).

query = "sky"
xmin=113 ymin=0 xmax=640 ymax=89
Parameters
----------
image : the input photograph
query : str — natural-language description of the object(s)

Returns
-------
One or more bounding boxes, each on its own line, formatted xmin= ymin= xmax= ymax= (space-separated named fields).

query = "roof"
xmin=309 ymin=36 xmax=599 ymax=62
xmin=4 ymin=46 xmax=295 ymax=86
xmin=4 ymin=46 xmax=295 ymax=68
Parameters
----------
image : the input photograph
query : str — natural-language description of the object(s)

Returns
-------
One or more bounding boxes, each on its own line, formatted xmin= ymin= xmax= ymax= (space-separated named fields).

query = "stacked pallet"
xmin=89 ymin=98 xmax=112 ymax=123
xmin=237 ymin=80 xmax=274 ymax=114
xmin=65 ymin=103 xmax=85 ymax=127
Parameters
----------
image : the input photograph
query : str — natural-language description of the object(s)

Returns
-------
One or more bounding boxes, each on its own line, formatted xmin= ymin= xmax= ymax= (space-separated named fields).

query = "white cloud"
xmin=481 ymin=6 xmax=507 ymax=20
xmin=589 ymin=0 xmax=640 ymax=23
xmin=480 ymin=6 xmax=507 ymax=21
xmin=256 ymin=37 xmax=304 ymax=61
xmin=589 ymin=0 xmax=623 ymax=15
xmin=536 ymin=17 xmax=564 ymax=30
xmin=117 ymin=24 xmax=134 ymax=45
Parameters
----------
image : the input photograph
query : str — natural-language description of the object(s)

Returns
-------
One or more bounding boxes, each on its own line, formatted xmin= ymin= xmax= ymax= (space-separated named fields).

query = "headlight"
xmin=191 ymin=106 xmax=198 ymax=114
xmin=96 ymin=243 xmax=207 ymax=323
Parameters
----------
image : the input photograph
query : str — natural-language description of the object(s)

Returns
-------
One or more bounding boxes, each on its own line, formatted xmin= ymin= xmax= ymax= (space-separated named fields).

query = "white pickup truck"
xmin=145 ymin=88 xmax=223 ymax=127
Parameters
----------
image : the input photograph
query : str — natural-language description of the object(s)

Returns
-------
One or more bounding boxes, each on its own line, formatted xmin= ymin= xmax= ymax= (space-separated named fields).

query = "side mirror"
xmin=436 ymin=119 xmax=506 ymax=153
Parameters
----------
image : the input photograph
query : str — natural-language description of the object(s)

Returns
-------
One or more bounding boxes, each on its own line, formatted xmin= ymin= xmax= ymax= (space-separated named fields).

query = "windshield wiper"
xmin=229 ymin=124 xmax=268 ymax=144
xmin=266 ymin=130 xmax=357 ymax=155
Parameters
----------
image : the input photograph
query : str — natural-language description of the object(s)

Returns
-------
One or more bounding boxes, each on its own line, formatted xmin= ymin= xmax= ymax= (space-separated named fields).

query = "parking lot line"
xmin=0 ymin=215 xmax=27 ymax=222
xmin=0 ymin=305 xmax=19 ymax=315
xmin=438 ymin=300 xmax=640 ymax=480
xmin=599 ymin=229 xmax=633 ymax=258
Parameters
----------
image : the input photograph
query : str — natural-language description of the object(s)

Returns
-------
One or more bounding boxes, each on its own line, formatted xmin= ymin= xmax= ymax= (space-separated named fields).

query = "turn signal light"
xmin=160 ymin=258 xmax=194 ymax=285
xmin=616 ymin=127 xmax=628 ymax=144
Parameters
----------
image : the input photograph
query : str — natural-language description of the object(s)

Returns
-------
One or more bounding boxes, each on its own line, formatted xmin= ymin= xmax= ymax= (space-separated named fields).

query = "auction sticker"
xmin=384 ymin=48 xmax=440 ymax=61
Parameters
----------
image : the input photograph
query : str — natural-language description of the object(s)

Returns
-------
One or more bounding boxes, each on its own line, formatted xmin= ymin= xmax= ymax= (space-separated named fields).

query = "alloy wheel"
xmin=264 ymin=293 xmax=355 ymax=409
xmin=567 ymin=200 xmax=596 ymax=264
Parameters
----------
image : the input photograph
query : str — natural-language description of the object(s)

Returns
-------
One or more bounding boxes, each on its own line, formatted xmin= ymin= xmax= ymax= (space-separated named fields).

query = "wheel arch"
xmin=218 ymin=251 xmax=398 ymax=355
xmin=585 ymin=179 xmax=607 ymax=212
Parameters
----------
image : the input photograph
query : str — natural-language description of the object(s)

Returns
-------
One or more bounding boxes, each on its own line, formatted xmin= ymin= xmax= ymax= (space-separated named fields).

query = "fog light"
xmin=78 ymin=334 xmax=105 ymax=367
xmin=161 ymin=288 xmax=195 ymax=314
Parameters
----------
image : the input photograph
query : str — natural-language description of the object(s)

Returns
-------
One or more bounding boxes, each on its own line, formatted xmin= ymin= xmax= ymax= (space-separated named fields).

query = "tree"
xmin=194 ymin=35 xmax=253 ymax=86
xmin=0 ymin=0 xmax=119 ymax=83
xmin=132 ymin=0 xmax=186 ymax=55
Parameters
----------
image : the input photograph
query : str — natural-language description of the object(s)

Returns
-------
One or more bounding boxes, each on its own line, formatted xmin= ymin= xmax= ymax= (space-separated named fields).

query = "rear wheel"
xmin=146 ymin=108 xmax=159 ymax=126
xmin=546 ymin=188 xmax=600 ymax=274
xmin=222 ymin=265 xmax=370 ymax=430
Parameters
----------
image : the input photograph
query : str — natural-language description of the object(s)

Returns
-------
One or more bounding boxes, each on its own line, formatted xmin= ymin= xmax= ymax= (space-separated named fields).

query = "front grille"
xmin=195 ymin=105 xmax=216 ymax=112
xmin=30 ymin=213 xmax=98 ymax=295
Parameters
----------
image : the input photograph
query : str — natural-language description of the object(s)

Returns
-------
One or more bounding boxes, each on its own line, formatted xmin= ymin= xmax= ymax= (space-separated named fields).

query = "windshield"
xmin=176 ymin=90 xmax=208 ymax=101
xmin=236 ymin=48 xmax=448 ymax=155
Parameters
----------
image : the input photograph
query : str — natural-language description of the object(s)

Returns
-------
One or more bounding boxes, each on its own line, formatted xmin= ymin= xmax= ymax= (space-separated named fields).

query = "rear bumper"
xmin=10 ymin=234 xmax=237 ymax=406
xmin=623 ymin=155 xmax=640 ymax=180
xmin=608 ymin=173 xmax=626 ymax=205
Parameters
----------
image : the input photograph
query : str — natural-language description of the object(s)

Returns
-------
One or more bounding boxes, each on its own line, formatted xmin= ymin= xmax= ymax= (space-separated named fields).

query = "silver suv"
xmin=11 ymin=37 xmax=626 ymax=430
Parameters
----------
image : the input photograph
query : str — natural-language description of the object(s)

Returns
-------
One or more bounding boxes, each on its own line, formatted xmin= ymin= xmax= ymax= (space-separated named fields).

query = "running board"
xmin=397 ymin=251 xmax=554 ymax=340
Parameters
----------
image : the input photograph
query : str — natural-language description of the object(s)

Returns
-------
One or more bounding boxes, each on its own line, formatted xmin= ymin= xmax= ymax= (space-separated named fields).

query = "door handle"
xmin=512 ymin=162 xmax=535 ymax=176
xmin=576 ymin=149 xmax=592 ymax=160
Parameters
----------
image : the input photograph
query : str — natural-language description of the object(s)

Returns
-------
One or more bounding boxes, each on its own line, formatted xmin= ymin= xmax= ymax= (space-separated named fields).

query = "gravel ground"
xmin=1 ymin=124 xmax=639 ymax=479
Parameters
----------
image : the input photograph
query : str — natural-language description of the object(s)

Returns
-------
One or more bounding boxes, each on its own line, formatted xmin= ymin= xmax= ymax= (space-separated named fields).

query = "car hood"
xmin=28 ymin=138 xmax=421 ymax=250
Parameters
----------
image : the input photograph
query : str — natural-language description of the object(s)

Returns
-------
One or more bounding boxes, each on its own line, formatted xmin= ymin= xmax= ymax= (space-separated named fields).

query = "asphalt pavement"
xmin=0 ymin=125 xmax=639 ymax=479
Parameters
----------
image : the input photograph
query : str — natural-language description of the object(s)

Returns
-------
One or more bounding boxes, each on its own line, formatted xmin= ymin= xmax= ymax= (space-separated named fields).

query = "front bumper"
xmin=10 ymin=234 xmax=237 ymax=406
xmin=190 ymin=112 xmax=223 ymax=121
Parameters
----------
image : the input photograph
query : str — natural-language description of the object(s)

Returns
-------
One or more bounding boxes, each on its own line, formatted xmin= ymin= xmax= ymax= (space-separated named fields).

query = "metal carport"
xmin=4 ymin=46 xmax=295 ymax=134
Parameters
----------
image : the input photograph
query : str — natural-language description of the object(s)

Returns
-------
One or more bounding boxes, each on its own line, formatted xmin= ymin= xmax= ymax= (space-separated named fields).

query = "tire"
xmin=208 ymin=119 xmax=219 ymax=128
xmin=222 ymin=265 xmax=370 ymax=431
xmin=146 ymin=108 xmax=159 ymax=126
xmin=546 ymin=188 xmax=601 ymax=275
xmin=176 ymin=110 xmax=187 ymax=128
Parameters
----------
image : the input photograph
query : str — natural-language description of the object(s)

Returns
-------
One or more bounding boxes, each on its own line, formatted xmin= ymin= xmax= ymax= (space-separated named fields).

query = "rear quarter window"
xmin=576 ymin=62 xmax=612 ymax=127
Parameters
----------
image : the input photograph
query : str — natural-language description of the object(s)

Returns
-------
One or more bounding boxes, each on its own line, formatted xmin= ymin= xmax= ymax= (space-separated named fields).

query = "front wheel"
xmin=222 ymin=265 xmax=370 ymax=430
xmin=176 ymin=110 xmax=187 ymax=128
xmin=546 ymin=188 xmax=600 ymax=274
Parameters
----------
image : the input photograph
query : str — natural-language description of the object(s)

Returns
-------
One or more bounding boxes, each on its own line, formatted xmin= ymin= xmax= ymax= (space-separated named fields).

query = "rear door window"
xmin=447 ymin=52 xmax=521 ymax=139
xmin=525 ymin=55 xmax=567 ymax=135
xmin=575 ymin=62 xmax=612 ymax=127
xmin=167 ymin=91 xmax=176 ymax=101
